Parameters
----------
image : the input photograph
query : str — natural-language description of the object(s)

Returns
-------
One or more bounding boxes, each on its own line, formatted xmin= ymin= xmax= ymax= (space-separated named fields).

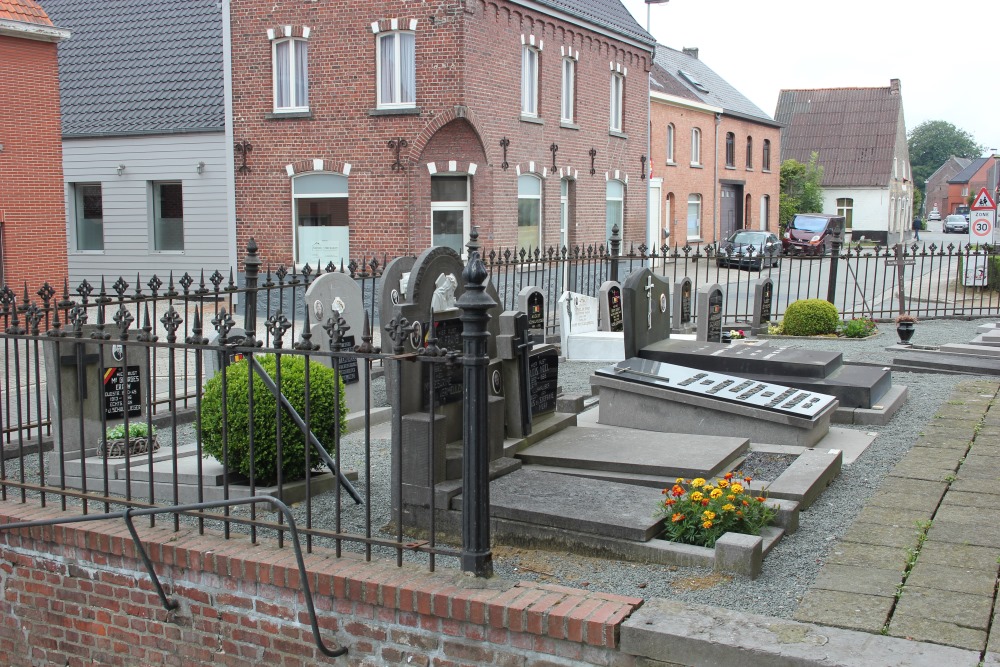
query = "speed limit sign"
xmin=969 ymin=187 xmax=997 ymax=245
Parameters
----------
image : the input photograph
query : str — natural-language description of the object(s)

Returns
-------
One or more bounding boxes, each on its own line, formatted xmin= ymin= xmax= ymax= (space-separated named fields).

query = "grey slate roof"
xmin=529 ymin=0 xmax=655 ymax=46
xmin=39 ymin=0 xmax=224 ymax=137
xmin=775 ymin=84 xmax=904 ymax=188
xmin=649 ymin=62 xmax=702 ymax=103
xmin=652 ymin=45 xmax=775 ymax=123
xmin=948 ymin=157 xmax=990 ymax=184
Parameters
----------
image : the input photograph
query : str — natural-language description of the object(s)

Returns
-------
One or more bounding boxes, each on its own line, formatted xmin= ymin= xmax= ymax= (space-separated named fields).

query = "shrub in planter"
xmin=201 ymin=354 xmax=347 ymax=485
xmin=99 ymin=422 xmax=159 ymax=457
xmin=781 ymin=299 xmax=839 ymax=336
xmin=657 ymin=473 xmax=775 ymax=548
xmin=839 ymin=317 xmax=877 ymax=338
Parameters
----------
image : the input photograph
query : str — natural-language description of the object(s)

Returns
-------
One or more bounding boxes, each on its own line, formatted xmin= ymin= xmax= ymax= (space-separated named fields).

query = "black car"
xmin=716 ymin=231 xmax=781 ymax=270
xmin=943 ymin=214 xmax=969 ymax=234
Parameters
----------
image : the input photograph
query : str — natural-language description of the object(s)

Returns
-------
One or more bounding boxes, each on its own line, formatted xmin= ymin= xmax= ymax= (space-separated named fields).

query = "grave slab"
xmin=516 ymin=426 xmax=748 ymax=480
xmin=640 ymin=339 xmax=843 ymax=379
xmin=893 ymin=350 xmax=1000 ymax=376
xmin=940 ymin=342 xmax=1000 ymax=356
xmin=764 ymin=447 xmax=842 ymax=509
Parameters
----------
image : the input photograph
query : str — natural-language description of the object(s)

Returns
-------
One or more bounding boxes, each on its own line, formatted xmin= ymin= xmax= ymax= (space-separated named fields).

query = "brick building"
xmin=925 ymin=156 xmax=972 ymax=219
xmin=649 ymin=46 xmax=780 ymax=247
xmin=0 ymin=0 xmax=69 ymax=288
xmin=946 ymin=157 xmax=997 ymax=217
xmin=227 ymin=0 xmax=655 ymax=268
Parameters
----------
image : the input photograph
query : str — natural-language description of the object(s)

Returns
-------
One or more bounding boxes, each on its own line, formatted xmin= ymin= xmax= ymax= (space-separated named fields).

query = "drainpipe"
xmin=713 ymin=112 xmax=721 ymax=243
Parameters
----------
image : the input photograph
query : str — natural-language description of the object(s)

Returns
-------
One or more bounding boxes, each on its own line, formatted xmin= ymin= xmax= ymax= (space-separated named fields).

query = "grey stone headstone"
xmin=304 ymin=271 xmax=367 ymax=414
xmin=204 ymin=326 xmax=247 ymax=383
xmin=598 ymin=281 xmax=624 ymax=332
xmin=752 ymin=278 xmax=774 ymax=333
xmin=622 ymin=268 xmax=671 ymax=360
xmin=517 ymin=286 xmax=545 ymax=341
xmin=696 ymin=283 xmax=724 ymax=343
xmin=672 ymin=277 xmax=694 ymax=334
xmin=498 ymin=310 xmax=533 ymax=438
xmin=378 ymin=255 xmax=416 ymax=339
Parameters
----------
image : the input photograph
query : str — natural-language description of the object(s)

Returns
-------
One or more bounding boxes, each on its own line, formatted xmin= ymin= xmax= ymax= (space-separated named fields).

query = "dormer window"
xmin=678 ymin=69 xmax=708 ymax=93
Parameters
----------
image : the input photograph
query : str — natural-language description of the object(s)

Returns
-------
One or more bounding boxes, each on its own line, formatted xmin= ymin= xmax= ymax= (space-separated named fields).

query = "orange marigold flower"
xmin=671 ymin=485 xmax=685 ymax=497
xmin=671 ymin=513 xmax=685 ymax=523
xmin=724 ymin=472 xmax=734 ymax=480
xmin=742 ymin=500 xmax=750 ymax=506
xmin=756 ymin=496 xmax=767 ymax=503
xmin=702 ymin=520 xmax=713 ymax=529
xmin=736 ymin=511 xmax=743 ymax=517
xmin=744 ymin=476 xmax=752 ymax=484
xmin=727 ymin=494 xmax=736 ymax=502
xmin=701 ymin=499 xmax=710 ymax=506
xmin=664 ymin=498 xmax=676 ymax=506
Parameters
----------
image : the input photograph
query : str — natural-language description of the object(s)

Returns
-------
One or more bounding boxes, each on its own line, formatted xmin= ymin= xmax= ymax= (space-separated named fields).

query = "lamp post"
xmin=645 ymin=0 xmax=670 ymax=32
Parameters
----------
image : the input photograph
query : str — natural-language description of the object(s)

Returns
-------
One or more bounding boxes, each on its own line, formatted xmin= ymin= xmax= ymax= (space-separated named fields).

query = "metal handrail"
xmin=0 ymin=496 xmax=348 ymax=658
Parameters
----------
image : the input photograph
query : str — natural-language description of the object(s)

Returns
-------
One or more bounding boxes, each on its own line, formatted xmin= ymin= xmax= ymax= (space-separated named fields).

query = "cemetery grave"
xmin=892 ymin=320 xmax=1000 ymax=376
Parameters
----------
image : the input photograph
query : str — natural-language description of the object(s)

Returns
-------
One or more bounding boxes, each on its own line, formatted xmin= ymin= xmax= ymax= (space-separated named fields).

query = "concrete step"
xmin=941 ymin=342 xmax=1000 ymax=356
xmin=764 ymin=447 xmax=843 ymax=510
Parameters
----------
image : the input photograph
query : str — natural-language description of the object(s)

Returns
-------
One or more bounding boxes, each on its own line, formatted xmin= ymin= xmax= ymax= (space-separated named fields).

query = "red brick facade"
xmin=230 ymin=0 xmax=653 ymax=268
xmin=0 ymin=22 xmax=68 ymax=289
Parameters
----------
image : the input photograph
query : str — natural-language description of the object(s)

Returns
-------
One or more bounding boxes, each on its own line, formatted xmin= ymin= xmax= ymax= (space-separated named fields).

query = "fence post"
xmin=243 ymin=238 xmax=261 ymax=337
xmin=609 ymin=223 xmax=621 ymax=283
xmin=457 ymin=250 xmax=496 ymax=577
xmin=893 ymin=243 xmax=907 ymax=315
xmin=826 ymin=231 xmax=842 ymax=305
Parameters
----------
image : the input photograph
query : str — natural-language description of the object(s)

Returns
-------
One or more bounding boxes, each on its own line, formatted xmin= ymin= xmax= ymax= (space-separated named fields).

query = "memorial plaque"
xmin=681 ymin=281 xmax=692 ymax=324
xmin=331 ymin=335 xmax=359 ymax=385
xmin=529 ymin=349 xmax=558 ymax=416
xmin=760 ymin=281 xmax=773 ymax=323
xmin=527 ymin=291 xmax=545 ymax=332
xmin=707 ymin=289 xmax=723 ymax=343
xmin=103 ymin=366 xmax=142 ymax=420
xmin=421 ymin=318 xmax=464 ymax=409
xmin=607 ymin=285 xmax=623 ymax=332
xmin=596 ymin=358 xmax=836 ymax=419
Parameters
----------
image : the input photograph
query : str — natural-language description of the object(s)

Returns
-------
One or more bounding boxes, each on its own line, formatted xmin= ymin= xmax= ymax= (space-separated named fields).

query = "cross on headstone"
xmin=515 ymin=314 xmax=534 ymax=436
xmin=644 ymin=274 xmax=654 ymax=330
xmin=60 ymin=341 xmax=99 ymax=399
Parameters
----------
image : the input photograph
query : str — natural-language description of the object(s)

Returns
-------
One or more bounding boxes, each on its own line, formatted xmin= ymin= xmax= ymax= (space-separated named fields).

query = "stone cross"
xmin=645 ymin=275 xmax=654 ymax=330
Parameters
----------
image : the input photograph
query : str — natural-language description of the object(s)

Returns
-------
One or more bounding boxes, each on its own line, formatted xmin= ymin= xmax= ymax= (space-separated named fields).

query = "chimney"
xmin=682 ymin=47 xmax=699 ymax=60
xmin=889 ymin=78 xmax=900 ymax=95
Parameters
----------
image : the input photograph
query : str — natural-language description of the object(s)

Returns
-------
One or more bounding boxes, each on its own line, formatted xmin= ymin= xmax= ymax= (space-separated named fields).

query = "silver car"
xmin=943 ymin=214 xmax=968 ymax=234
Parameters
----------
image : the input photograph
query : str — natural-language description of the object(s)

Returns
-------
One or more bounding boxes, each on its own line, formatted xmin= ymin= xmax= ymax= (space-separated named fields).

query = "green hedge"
xmin=782 ymin=299 xmax=840 ymax=336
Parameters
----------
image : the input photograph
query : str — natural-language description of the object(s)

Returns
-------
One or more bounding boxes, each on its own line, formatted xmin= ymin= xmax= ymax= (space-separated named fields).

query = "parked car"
xmin=716 ymin=230 xmax=781 ymax=270
xmin=956 ymin=204 xmax=970 ymax=221
xmin=943 ymin=214 xmax=969 ymax=234
xmin=782 ymin=213 xmax=845 ymax=254
xmin=927 ymin=208 xmax=941 ymax=222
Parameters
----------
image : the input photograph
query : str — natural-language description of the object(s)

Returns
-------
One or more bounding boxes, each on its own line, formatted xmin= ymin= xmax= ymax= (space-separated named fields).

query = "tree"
xmin=908 ymin=120 xmax=983 ymax=192
xmin=779 ymin=152 xmax=824 ymax=231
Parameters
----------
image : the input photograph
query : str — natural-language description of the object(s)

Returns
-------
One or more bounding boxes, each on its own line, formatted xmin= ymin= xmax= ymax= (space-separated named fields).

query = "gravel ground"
xmin=5 ymin=317 xmax=998 ymax=620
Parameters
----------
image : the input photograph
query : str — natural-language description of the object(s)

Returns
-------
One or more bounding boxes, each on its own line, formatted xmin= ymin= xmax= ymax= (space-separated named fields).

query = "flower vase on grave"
xmin=896 ymin=322 xmax=915 ymax=345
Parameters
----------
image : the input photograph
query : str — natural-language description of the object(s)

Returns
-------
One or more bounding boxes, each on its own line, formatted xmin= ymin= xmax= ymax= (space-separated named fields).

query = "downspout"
xmin=713 ymin=112 xmax=721 ymax=243
xmin=222 ymin=0 xmax=239 ymax=284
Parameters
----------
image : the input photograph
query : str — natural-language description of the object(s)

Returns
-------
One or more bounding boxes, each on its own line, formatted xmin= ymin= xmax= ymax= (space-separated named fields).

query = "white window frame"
xmin=687 ymin=193 xmax=702 ymax=240
xmin=72 ymin=182 xmax=104 ymax=252
xmin=605 ymin=179 xmax=625 ymax=240
xmin=518 ymin=174 xmax=543 ymax=250
xmin=666 ymin=123 xmax=675 ymax=164
xmin=762 ymin=139 xmax=772 ymax=171
xmin=272 ymin=36 xmax=309 ymax=112
xmin=609 ymin=72 xmax=624 ymax=132
xmin=561 ymin=56 xmax=575 ymax=123
xmin=376 ymin=30 xmax=416 ymax=109
xmin=760 ymin=195 xmax=770 ymax=231
xmin=292 ymin=172 xmax=350 ymax=266
xmin=691 ymin=127 xmax=702 ymax=166
xmin=431 ymin=175 xmax=471 ymax=258
xmin=837 ymin=197 xmax=854 ymax=229
xmin=521 ymin=45 xmax=539 ymax=117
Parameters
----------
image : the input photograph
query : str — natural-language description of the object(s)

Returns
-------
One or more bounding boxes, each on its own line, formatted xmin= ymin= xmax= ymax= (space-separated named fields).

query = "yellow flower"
xmin=703 ymin=485 xmax=715 ymax=493
xmin=691 ymin=478 xmax=706 ymax=488
xmin=702 ymin=510 xmax=716 ymax=520
xmin=702 ymin=520 xmax=713 ymax=529
xmin=718 ymin=479 xmax=730 ymax=489
xmin=710 ymin=488 xmax=724 ymax=499
xmin=722 ymin=503 xmax=736 ymax=512
xmin=675 ymin=477 xmax=686 ymax=485
xmin=731 ymin=483 xmax=744 ymax=494
xmin=726 ymin=494 xmax=736 ymax=502
xmin=690 ymin=491 xmax=704 ymax=502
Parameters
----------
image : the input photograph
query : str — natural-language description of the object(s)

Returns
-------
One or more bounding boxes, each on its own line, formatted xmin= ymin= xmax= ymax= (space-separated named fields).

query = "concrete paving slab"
xmin=792 ymin=589 xmax=893 ymax=633
xmin=623 ymin=597 xmax=979 ymax=667
xmin=841 ymin=521 xmax=924 ymax=550
xmin=915 ymin=541 xmax=1000 ymax=572
xmin=811 ymin=563 xmax=902 ymax=597
xmin=910 ymin=434 xmax=973 ymax=451
xmin=887 ymin=614 xmax=987 ymax=652
xmin=855 ymin=504 xmax=932 ymax=527
xmin=925 ymin=521 xmax=1000 ymax=548
xmin=892 ymin=585 xmax=993 ymax=630
xmin=887 ymin=457 xmax=961 ymax=483
xmin=823 ymin=542 xmax=910 ymax=570
xmin=865 ymin=479 xmax=948 ymax=513
xmin=950 ymin=477 xmax=1000 ymax=496
xmin=905 ymin=562 xmax=998 ymax=596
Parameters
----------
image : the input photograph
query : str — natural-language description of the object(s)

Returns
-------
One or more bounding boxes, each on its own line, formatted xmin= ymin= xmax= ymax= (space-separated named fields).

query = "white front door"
xmin=648 ymin=178 xmax=662 ymax=265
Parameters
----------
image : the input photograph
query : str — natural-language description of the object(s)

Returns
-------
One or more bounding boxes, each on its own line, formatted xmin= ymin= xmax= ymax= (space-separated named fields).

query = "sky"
xmin=622 ymin=0 xmax=1000 ymax=155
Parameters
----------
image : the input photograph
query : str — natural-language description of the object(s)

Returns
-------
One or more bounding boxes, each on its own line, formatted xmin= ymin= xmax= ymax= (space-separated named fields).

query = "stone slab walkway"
xmin=795 ymin=378 xmax=1000 ymax=659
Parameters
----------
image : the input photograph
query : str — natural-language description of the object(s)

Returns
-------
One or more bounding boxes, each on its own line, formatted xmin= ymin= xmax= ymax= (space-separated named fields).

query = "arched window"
xmin=761 ymin=195 xmax=770 ymax=231
xmin=725 ymin=132 xmax=735 ymax=168
xmin=691 ymin=128 xmax=702 ymax=166
xmin=744 ymin=194 xmax=752 ymax=228
xmin=746 ymin=137 xmax=753 ymax=169
xmin=518 ymin=174 xmax=542 ymax=249
xmin=762 ymin=139 xmax=772 ymax=171
xmin=687 ymin=193 xmax=702 ymax=239
xmin=272 ymin=37 xmax=308 ymax=111
xmin=606 ymin=179 xmax=625 ymax=240
xmin=377 ymin=31 xmax=415 ymax=108
xmin=292 ymin=172 xmax=349 ymax=265
xmin=666 ymin=123 xmax=675 ymax=164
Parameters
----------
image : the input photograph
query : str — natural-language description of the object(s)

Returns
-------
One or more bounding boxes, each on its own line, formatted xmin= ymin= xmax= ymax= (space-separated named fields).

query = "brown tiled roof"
xmin=775 ymin=83 xmax=904 ymax=187
xmin=0 ymin=0 xmax=53 ymax=26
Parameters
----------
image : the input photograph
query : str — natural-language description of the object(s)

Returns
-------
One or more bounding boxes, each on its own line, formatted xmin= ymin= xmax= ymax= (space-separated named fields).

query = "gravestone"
xmin=497 ymin=311 xmax=533 ymax=438
xmin=598 ymin=281 xmax=624 ymax=332
xmin=379 ymin=255 xmax=416 ymax=398
xmin=203 ymin=326 xmax=247 ymax=383
xmin=304 ymin=271 xmax=366 ymax=414
xmin=517 ymin=286 xmax=546 ymax=342
xmin=557 ymin=290 xmax=623 ymax=360
xmin=44 ymin=326 xmax=150 ymax=461
xmin=696 ymin=284 xmax=724 ymax=343
xmin=529 ymin=348 xmax=558 ymax=417
xmin=751 ymin=278 xmax=774 ymax=334
xmin=621 ymin=268 xmax=671 ymax=360
xmin=672 ymin=277 xmax=694 ymax=335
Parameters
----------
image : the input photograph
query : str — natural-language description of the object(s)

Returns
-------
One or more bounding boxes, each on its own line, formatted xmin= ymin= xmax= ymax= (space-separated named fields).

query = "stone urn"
xmin=895 ymin=315 xmax=917 ymax=345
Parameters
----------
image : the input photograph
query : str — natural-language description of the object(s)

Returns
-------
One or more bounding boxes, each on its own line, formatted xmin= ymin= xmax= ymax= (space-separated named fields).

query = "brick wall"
xmin=0 ymin=34 xmax=68 ymax=289
xmin=0 ymin=502 xmax=644 ymax=666
xmin=230 ymin=0 xmax=652 ymax=267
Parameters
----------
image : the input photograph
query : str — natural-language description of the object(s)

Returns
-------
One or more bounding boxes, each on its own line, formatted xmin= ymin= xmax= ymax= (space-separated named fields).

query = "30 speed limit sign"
xmin=971 ymin=214 xmax=994 ymax=240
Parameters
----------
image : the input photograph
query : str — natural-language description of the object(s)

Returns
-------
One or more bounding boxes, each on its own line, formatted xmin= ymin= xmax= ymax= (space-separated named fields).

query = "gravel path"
xmin=5 ymin=317 xmax=998 ymax=620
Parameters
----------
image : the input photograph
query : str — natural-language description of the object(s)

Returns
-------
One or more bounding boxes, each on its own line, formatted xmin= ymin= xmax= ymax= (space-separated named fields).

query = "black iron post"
xmin=826 ymin=230 xmax=842 ymax=305
xmin=609 ymin=223 xmax=621 ymax=284
xmin=457 ymin=251 xmax=496 ymax=577
xmin=243 ymin=238 xmax=261 ymax=338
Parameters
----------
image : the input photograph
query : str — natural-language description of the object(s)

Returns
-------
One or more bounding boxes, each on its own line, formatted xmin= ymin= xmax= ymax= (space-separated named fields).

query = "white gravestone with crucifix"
xmin=557 ymin=290 xmax=624 ymax=361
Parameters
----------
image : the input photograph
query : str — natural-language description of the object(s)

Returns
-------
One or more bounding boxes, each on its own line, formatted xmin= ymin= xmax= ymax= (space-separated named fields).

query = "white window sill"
xmin=609 ymin=129 xmax=627 ymax=139
xmin=520 ymin=114 xmax=543 ymax=125
xmin=559 ymin=120 xmax=579 ymax=130
xmin=369 ymin=106 xmax=421 ymax=116
xmin=266 ymin=109 xmax=312 ymax=120
xmin=690 ymin=163 xmax=703 ymax=169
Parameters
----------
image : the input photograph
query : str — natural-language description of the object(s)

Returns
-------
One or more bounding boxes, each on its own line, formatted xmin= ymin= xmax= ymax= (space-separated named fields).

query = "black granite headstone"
xmin=707 ymin=289 xmax=723 ymax=343
xmin=529 ymin=349 xmax=558 ymax=416
xmin=103 ymin=366 xmax=141 ymax=420
xmin=421 ymin=317 xmax=465 ymax=409
xmin=527 ymin=291 xmax=544 ymax=332
xmin=607 ymin=285 xmax=623 ymax=332
xmin=681 ymin=280 xmax=692 ymax=324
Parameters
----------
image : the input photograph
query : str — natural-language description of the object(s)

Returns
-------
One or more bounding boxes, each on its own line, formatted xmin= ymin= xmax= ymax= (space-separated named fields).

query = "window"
xmin=561 ymin=57 xmax=575 ymax=122
xmin=518 ymin=175 xmax=542 ymax=249
xmin=687 ymin=193 xmax=702 ymax=239
xmin=521 ymin=45 xmax=539 ymax=116
xmin=152 ymin=182 xmax=184 ymax=251
xmin=744 ymin=194 xmax=752 ymax=228
xmin=606 ymin=179 xmax=624 ymax=240
xmin=725 ymin=132 xmax=735 ymax=168
xmin=273 ymin=37 xmax=308 ymax=111
xmin=762 ymin=139 xmax=771 ymax=171
xmin=691 ymin=128 xmax=702 ymax=165
xmin=377 ymin=31 xmax=415 ymax=108
xmin=73 ymin=183 xmax=104 ymax=251
xmin=761 ymin=195 xmax=770 ymax=231
xmin=666 ymin=124 xmax=675 ymax=164
xmin=746 ymin=137 xmax=753 ymax=169
xmin=293 ymin=172 xmax=349 ymax=265
xmin=431 ymin=175 xmax=470 ymax=256
xmin=836 ymin=197 xmax=853 ymax=230
xmin=609 ymin=73 xmax=624 ymax=132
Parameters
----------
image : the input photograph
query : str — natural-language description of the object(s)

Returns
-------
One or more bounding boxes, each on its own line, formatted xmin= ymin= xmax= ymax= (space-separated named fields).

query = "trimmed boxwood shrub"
xmin=200 ymin=354 xmax=347 ymax=485
xmin=782 ymin=299 xmax=840 ymax=336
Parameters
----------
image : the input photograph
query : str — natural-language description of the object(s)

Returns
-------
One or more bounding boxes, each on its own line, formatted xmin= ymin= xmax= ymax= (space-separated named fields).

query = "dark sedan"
xmin=716 ymin=231 xmax=781 ymax=271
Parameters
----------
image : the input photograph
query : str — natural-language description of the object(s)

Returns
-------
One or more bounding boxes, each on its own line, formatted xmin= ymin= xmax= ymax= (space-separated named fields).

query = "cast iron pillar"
xmin=826 ymin=232 xmax=842 ymax=305
xmin=609 ymin=223 xmax=621 ymax=284
xmin=457 ymin=251 xmax=496 ymax=577
xmin=243 ymin=238 xmax=261 ymax=338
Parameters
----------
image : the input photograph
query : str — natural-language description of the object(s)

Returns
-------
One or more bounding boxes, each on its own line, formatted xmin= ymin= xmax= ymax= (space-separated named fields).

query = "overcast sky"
xmin=622 ymin=0 xmax=1000 ymax=155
